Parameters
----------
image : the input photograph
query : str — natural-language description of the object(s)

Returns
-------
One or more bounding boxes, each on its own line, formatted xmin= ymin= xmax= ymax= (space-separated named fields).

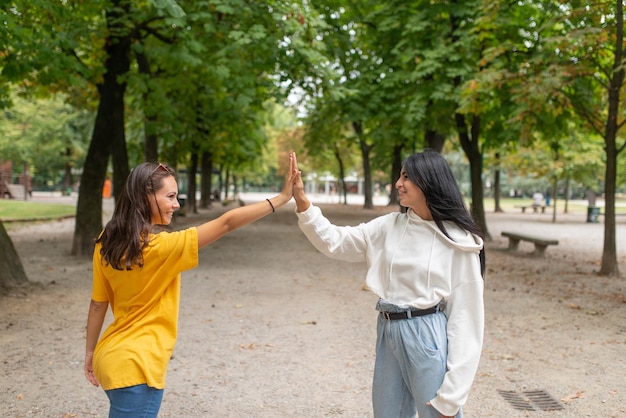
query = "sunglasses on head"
xmin=150 ymin=163 xmax=174 ymax=176
xmin=152 ymin=163 xmax=170 ymax=174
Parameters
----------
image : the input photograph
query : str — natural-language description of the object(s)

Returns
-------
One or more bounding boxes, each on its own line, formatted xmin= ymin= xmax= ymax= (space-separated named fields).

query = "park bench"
xmin=3 ymin=183 xmax=28 ymax=200
xmin=514 ymin=205 xmax=547 ymax=214
xmin=501 ymin=231 xmax=559 ymax=257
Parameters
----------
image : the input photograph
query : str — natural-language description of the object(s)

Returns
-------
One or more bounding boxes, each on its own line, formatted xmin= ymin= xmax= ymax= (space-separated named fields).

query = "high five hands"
xmin=291 ymin=152 xmax=310 ymax=212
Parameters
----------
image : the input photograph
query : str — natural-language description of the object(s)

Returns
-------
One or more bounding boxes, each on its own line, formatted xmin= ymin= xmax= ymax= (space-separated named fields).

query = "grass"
xmin=0 ymin=196 xmax=623 ymax=223
xmin=0 ymin=200 xmax=75 ymax=222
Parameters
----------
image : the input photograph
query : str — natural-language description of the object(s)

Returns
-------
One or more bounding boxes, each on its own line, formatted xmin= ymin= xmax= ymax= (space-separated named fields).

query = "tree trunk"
xmin=389 ymin=143 xmax=403 ymax=207
xmin=135 ymin=50 xmax=159 ymax=163
xmin=71 ymin=0 xmax=131 ymax=256
xmin=449 ymin=10 xmax=489 ymax=239
xmin=600 ymin=145 xmax=619 ymax=276
xmin=332 ymin=143 xmax=347 ymax=205
xmin=456 ymin=113 xmax=490 ymax=241
xmin=232 ymin=174 xmax=239 ymax=197
xmin=62 ymin=148 xmax=73 ymax=195
xmin=111 ymin=120 xmax=130 ymax=202
xmin=494 ymin=153 xmax=503 ymax=212
xmin=200 ymin=151 xmax=213 ymax=208
xmin=599 ymin=0 xmax=623 ymax=276
xmin=224 ymin=168 xmax=230 ymax=200
xmin=424 ymin=130 xmax=446 ymax=152
xmin=188 ymin=151 xmax=198 ymax=214
xmin=352 ymin=121 xmax=373 ymax=209
xmin=0 ymin=220 xmax=28 ymax=289
xmin=563 ymin=177 xmax=570 ymax=214
xmin=548 ymin=176 xmax=559 ymax=223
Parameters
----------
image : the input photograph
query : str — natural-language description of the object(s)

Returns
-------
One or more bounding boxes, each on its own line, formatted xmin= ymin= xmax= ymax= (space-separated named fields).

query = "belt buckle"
xmin=382 ymin=311 xmax=391 ymax=320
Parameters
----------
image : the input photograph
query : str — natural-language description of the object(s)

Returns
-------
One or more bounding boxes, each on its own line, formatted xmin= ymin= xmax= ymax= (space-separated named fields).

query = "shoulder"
xmin=150 ymin=227 xmax=197 ymax=245
xmin=362 ymin=211 xmax=404 ymax=232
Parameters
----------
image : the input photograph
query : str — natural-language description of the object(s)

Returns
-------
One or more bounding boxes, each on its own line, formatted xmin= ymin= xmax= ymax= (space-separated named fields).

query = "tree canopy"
xmin=1 ymin=0 xmax=624 ymax=285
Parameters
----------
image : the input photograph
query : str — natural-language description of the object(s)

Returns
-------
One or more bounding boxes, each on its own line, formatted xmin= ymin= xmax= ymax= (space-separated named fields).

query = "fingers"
xmin=287 ymin=152 xmax=298 ymax=180
xmin=283 ymin=152 xmax=304 ymax=199
xmin=84 ymin=367 xmax=99 ymax=387
xmin=292 ymin=153 xmax=300 ymax=179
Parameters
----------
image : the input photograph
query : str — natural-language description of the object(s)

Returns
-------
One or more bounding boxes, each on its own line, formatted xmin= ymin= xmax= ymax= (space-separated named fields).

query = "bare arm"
xmin=196 ymin=152 xmax=298 ymax=249
xmin=84 ymin=299 xmax=108 ymax=387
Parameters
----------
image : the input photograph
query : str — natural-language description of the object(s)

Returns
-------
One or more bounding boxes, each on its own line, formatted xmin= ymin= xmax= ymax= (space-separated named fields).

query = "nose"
xmin=395 ymin=177 xmax=402 ymax=189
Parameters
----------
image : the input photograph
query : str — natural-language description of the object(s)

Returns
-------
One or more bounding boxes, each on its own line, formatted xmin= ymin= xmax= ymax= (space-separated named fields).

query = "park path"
xmin=1 ymin=195 xmax=625 ymax=417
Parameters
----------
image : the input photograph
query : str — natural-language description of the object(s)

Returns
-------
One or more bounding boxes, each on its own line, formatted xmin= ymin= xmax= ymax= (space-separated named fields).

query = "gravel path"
xmin=1 ymin=196 xmax=625 ymax=417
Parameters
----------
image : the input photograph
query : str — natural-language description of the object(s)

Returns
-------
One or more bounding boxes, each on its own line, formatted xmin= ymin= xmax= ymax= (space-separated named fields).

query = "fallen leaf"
xmin=561 ymin=391 xmax=584 ymax=403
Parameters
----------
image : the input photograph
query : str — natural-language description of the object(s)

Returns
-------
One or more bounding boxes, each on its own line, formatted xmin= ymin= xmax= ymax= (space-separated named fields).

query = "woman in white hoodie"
xmin=292 ymin=150 xmax=484 ymax=418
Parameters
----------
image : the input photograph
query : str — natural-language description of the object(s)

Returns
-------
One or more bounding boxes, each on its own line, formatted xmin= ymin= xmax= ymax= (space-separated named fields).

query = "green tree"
xmin=482 ymin=0 xmax=625 ymax=275
xmin=0 ymin=93 xmax=92 ymax=190
xmin=291 ymin=1 xmax=416 ymax=209
xmin=555 ymin=1 xmax=625 ymax=276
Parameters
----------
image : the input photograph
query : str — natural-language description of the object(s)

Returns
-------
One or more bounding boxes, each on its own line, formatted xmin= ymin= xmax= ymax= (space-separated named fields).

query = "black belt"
xmin=380 ymin=305 xmax=441 ymax=320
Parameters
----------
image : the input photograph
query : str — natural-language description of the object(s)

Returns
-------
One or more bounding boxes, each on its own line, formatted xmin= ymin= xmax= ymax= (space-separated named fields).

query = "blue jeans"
xmin=105 ymin=384 xmax=164 ymax=418
xmin=372 ymin=305 xmax=461 ymax=418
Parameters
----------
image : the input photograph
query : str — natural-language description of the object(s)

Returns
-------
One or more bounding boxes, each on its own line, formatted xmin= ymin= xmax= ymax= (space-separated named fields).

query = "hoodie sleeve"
xmin=429 ymin=266 xmax=484 ymax=416
xmin=296 ymin=204 xmax=368 ymax=262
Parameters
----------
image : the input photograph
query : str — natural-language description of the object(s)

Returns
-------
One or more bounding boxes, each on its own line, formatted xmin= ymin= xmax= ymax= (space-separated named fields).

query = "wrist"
xmin=275 ymin=193 xmax=291 ymax=208
xmin=296 ymin=198 xmax=311 ymax=213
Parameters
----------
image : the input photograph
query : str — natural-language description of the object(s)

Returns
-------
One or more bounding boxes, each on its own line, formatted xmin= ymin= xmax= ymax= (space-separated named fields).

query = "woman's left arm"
xmin=84 ymin=299 xmax=108 ymax=387
xmin=429 ymin=277 xmax=484 ymax=416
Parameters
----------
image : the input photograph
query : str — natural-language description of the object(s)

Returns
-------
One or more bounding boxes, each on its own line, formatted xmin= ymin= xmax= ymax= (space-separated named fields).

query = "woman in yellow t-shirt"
xmin=84 ymin=153 xmax=297 ymax=417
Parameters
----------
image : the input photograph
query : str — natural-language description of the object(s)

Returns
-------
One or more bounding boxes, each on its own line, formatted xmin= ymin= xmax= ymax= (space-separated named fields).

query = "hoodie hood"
xmin=407 ymin=209 xmax=483 ymax=253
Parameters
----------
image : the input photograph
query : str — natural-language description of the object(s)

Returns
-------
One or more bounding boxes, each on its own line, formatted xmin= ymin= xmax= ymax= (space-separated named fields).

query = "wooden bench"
xmin=4 ymin=183 xmax=28 ymax=200
xmin=514 ymin=205 xmax=547 ymax=214
xmin=501 ymin=231 xmax=559 ymax=257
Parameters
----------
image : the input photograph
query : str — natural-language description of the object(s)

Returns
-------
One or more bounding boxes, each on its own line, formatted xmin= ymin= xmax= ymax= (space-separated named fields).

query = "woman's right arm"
xmin=84 ymin=299 xmax=108 ymax=387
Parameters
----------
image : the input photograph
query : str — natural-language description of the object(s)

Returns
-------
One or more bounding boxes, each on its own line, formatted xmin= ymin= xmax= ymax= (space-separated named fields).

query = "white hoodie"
xmin=296 ymin=204 xmax=484 ymax=416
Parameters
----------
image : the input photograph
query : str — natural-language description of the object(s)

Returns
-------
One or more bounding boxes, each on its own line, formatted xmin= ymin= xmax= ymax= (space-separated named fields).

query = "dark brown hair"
xmin=96 ymin=162 xmax=176 ymax=270
xmin=403 ymin=149 xmax=485 ymax=277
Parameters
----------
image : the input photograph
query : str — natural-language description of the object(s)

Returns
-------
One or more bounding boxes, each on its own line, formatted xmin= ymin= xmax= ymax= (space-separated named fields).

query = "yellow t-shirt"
xmin=91 ymin=228 xmax=198 ymax=390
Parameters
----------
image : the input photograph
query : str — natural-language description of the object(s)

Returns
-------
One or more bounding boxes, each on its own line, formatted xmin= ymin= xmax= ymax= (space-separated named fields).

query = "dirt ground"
xmin=1 ymin=195 xmax=625 ymax=418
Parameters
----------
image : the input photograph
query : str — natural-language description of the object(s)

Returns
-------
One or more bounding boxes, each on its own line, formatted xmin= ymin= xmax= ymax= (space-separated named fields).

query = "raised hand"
xmin=279 ymin=152 xmax=298 ymax=200
xmin=292 ymin=152 xmax=310 ymax=212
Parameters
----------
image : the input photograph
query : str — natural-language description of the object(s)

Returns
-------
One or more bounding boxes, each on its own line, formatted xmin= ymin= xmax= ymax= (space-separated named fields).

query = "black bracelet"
xmin=266 ymin=198 xmax=275 ymax=213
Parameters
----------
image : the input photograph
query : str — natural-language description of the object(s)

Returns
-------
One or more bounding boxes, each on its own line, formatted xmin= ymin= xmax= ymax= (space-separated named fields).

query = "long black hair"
xmin=403 ymin=149 xmax=485 ymax=277
xmin=96 ymin=162 xmax=176 ymax=270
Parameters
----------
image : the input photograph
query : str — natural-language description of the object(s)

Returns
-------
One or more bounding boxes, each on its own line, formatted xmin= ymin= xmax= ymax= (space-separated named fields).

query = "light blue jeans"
xmin=105 ymin=383 xmax=164 ymax=418
xmin=372 ymin=302 xmax=461 ymax=418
